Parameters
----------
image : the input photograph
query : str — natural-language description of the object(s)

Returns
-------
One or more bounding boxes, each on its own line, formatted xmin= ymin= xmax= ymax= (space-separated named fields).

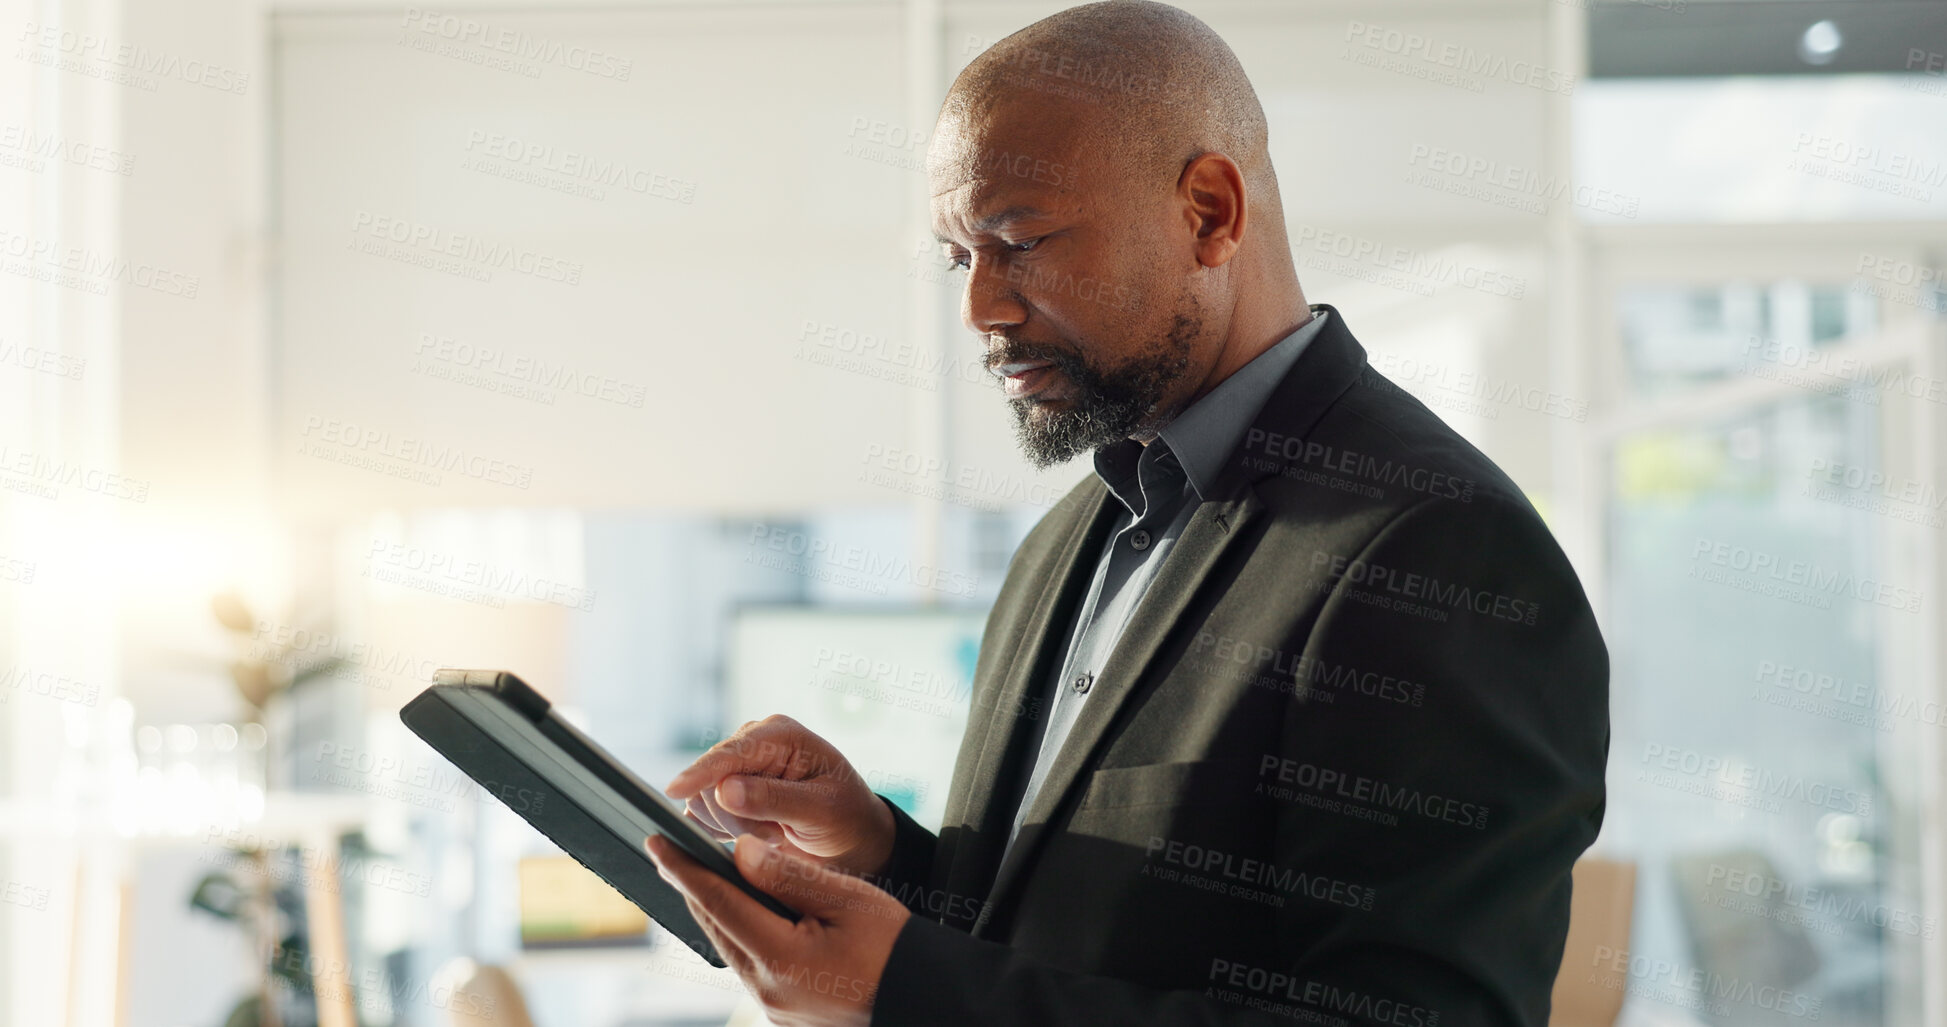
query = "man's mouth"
xmin=991 ymin=359 xmax=1059 ymax=400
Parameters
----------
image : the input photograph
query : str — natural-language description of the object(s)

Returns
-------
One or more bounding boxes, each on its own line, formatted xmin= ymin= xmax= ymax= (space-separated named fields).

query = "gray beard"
xmin=1006 ymin=313 xmax=1200 ymax=469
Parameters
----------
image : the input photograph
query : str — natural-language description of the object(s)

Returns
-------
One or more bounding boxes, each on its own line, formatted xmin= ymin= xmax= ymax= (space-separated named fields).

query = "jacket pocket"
xmin=1077 ymin=756 xmax=1267 ymax=811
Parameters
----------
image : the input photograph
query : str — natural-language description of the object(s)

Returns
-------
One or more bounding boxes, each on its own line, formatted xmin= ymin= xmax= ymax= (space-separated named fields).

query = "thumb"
xmin=735 ymin=834 xmax=872 ymax=921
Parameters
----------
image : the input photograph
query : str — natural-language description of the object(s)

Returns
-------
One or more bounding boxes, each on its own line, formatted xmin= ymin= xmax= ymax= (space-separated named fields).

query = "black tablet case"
xmin=400 ymin=673 xmax=732 ymax=966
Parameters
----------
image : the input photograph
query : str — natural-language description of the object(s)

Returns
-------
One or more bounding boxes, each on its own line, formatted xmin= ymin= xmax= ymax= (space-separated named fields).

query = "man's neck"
xmin=1125 ymin=301 xmax=1316 ymax=448
xmin=1177 ymin=305 xmax=1314 ymax=414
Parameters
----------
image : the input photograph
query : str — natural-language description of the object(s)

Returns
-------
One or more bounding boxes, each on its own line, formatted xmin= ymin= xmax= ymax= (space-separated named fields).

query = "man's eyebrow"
xmin=932 ymin=204 xmax=1049 ymax=245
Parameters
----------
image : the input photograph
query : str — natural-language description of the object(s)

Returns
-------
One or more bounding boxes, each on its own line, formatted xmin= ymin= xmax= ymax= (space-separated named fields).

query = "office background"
xmin=3 ymin=0 xmax=1945 ymax=1024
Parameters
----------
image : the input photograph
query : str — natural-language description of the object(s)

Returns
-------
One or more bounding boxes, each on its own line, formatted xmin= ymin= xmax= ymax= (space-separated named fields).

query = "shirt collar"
xmin=1092 ymin=307 xmax=1330 ymax=503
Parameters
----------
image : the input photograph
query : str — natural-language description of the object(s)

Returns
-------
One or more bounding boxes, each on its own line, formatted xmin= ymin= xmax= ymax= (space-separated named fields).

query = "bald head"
xmin=929 ymin=1 xmax=1309 ymax=468
xmin=941 ymin=0 xmax=1284 ymax=229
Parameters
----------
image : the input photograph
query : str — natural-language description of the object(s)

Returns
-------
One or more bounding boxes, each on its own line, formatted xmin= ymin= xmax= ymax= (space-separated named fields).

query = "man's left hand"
xmin=646 ymin=832 xmax=910 ymax=1027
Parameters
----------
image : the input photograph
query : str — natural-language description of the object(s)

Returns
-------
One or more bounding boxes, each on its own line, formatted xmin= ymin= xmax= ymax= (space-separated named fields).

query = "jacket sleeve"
xmin=869 ymin=492 xmax=1611 ymax=1027
xmin=867 ymin=795 xmax=943 ymax=918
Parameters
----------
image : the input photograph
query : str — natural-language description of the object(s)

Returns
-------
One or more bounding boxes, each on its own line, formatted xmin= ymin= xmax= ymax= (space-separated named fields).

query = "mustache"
xmin=984 ymin=337 xmax=1079 ymax=374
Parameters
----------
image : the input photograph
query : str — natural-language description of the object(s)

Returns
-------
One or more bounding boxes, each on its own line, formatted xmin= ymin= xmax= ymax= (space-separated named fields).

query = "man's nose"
xmin=963 ymin=256 xmax=1027 ymax=336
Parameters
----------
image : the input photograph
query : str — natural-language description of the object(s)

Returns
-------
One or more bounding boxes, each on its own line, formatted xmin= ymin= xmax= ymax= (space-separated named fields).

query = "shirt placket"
xmin=1042 ymin=447 xmax=1187 ymax=760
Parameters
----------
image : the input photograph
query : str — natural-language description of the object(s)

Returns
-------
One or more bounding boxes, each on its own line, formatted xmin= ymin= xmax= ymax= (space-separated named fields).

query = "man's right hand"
xmin=665 ymin=715 xmax=896 ymax=879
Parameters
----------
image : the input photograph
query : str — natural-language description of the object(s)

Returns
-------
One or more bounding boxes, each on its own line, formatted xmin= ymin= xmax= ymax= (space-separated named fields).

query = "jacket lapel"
xmin=936 ymin=481 xmax=1119 ymax=923
xmin=973 ymin=488 xmax=1267 ymax=935
xmin=969 ymin=304 xmax=1372 ymax=935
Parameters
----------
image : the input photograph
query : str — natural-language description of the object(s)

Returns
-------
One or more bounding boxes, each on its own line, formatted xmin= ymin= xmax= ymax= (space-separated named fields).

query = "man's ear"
xmin=1179 ymin=152 xmax=1247 ymax=269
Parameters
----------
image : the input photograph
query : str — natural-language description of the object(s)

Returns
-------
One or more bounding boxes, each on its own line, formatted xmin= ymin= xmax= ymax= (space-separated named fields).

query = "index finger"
xmin=667 ymin=716 xmax=824 ymax=798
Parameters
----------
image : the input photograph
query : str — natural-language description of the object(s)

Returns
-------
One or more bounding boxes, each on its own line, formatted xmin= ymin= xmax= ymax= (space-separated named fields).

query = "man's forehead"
xmin=925 ymin=93 xmax=1099 ymax=235
xmin=930 ymin=92 xmax=1091 ymax=168
xmin=929 ymin=151 xmax=1087 ymax=232
xmin=928 ymin=192 xmax=1054 ymax=242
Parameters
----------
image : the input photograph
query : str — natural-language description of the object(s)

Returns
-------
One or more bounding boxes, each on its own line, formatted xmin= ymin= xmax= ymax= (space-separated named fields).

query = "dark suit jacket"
xmin=867 ymin=305 xmax=1609 ymax=1026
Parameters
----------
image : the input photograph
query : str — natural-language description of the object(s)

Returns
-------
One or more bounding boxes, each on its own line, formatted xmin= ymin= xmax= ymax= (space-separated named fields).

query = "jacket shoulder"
xmin=1244 ymin=361 xmax=1539 ymax=528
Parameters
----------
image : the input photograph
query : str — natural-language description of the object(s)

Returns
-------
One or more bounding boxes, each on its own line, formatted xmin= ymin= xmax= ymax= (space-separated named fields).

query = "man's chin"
xmin=1010 ymin=406 xmax=1107 ymax=469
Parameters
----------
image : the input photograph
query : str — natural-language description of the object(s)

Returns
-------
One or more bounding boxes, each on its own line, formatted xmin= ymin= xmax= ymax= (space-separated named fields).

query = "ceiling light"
xmin=1799 ymin=20 xmax=1843 ymax=66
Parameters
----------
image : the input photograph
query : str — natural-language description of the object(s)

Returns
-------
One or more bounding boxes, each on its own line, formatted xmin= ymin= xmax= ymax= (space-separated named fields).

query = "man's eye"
xmin=1005 ymin=238 xmax=1040 ymax=254
xmin=945 ymin=253 xmax=970 ymax=271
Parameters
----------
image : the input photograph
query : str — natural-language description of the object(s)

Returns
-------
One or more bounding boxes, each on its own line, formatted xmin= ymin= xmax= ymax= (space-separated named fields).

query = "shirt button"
xmin=1130 ymin=529 xmax=1152 ymax=551
xmin=1072 ymin=672 xmax=1094 ymax=694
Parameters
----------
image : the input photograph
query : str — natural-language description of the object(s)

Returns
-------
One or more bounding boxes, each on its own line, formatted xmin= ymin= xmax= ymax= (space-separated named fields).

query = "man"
xmin=644 ymin=3 xmax=1609 ymax=1025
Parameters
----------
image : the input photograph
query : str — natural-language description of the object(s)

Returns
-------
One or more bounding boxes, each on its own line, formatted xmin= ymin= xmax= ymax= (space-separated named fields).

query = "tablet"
xmin=400 ymin=669 xmax=799 ymax=967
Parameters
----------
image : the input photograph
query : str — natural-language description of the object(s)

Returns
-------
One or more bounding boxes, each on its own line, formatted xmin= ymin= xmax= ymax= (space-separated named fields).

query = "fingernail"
xmin=720 ymin=776 xmax=746 ymax=809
